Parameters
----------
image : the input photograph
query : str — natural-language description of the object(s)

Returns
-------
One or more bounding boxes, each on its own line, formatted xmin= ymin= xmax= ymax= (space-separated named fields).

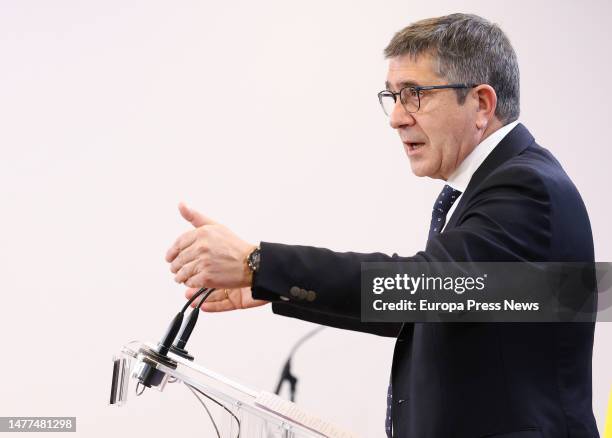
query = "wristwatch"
xmin=246 ymin=246 xmax=261 ymax=274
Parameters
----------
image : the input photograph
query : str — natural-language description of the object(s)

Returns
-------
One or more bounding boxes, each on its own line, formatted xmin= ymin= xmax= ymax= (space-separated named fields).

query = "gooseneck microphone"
xmin=274 ymin=326 xmax=325 ymax=402
xmin=135 ymin=287 xmax=213 ymax=388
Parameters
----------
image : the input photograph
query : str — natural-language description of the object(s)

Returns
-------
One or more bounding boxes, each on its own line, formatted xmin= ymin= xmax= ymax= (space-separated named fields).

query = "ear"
xmin=473 ymin=84 xmax=497 ymax=130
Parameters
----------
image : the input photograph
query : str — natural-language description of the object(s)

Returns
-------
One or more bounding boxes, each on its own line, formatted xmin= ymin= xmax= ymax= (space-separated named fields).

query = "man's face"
xmin=385 ymin=53 xmax=481 ymax=180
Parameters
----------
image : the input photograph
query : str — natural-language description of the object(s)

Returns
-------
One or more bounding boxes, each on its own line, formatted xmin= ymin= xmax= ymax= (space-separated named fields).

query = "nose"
xmin=389 ymin=100 xmax=416 ymax=130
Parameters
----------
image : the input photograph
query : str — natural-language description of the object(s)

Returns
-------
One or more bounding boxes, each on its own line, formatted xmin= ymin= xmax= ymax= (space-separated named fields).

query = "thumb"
xmin=178 ymin=202 xmax=216 ymax=228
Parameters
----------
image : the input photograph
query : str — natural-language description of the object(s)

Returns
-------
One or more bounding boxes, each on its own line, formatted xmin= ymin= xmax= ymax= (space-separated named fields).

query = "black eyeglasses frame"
xmin=377 ymin=83 xmax=479 ymax=115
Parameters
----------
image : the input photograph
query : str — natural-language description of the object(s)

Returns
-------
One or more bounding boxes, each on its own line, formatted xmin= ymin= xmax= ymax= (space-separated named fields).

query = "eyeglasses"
xmin=377 ymin=83 xmax=478 ymax=116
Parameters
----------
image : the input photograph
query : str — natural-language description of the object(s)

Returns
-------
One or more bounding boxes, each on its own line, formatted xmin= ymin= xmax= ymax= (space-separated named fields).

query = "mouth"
xmin=404 ymin=141 xmax=426 ymax=155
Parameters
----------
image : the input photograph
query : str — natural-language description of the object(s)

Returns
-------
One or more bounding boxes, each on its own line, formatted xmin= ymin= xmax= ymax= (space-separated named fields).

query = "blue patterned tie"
xmin=428 ymin=184 xmax=462 ymax=242
xmin=385 ymin=377 xmax=393 ymax=437
xmin=385 ymin=184 xmax=462 ymax=437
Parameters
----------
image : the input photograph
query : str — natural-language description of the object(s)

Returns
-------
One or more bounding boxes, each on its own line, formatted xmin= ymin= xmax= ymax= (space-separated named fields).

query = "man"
xmin=165 ymin=13 xmax=599 ymax=438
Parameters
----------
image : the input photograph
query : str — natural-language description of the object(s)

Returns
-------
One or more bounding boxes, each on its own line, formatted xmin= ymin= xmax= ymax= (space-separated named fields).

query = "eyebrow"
xmin=385 ymin=80 xmax=420 ymax=91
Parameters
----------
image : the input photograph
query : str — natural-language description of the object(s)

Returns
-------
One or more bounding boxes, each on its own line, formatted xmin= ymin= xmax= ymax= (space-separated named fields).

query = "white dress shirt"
xmin=442 ymin=120 xmax=520 ymax=231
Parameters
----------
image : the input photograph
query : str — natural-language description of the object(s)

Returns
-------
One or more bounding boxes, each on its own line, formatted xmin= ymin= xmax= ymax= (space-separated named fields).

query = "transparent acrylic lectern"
xmin=110 ymin=340 xmax=360 ymax=438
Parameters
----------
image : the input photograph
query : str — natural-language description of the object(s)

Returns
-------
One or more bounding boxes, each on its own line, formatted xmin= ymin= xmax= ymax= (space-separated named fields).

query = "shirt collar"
xmin=446 ymin=120 xmax=520 ymax=192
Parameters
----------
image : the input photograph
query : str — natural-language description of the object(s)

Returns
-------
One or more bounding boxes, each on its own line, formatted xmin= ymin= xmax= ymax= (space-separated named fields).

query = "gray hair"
xmin=384 ymin=13 xmax=520 ymax=123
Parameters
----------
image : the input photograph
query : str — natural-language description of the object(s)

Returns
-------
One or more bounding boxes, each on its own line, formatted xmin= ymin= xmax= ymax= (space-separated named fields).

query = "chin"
xmin=409 ymin=163 xmax=431 ymax=178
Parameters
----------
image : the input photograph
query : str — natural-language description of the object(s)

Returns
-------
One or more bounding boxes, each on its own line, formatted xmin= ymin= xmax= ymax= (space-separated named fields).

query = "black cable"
xmin=182 ymin=287 xmax=215 ymax=313
xmin=172 ymin=289 xmax=215 ymax=356
xmin=184 ymin=383 xmax=241 ymax=438
xmin=185 ymin=383 xmax=221 ymax=438
xmin=287 ymin=326 xmax=325 ymax=358
xmin=197 ymin=289 xmax=212 ymax=309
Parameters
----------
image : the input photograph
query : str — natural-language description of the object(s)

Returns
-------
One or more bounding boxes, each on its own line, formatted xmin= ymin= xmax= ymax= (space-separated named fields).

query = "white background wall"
xmin=0 ymin=0 xmax=610 ymax=436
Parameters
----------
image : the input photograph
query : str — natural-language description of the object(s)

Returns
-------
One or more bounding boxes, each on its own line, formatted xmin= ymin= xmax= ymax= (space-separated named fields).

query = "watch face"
xmin=249 ymin=248 xmax=261 ymax=272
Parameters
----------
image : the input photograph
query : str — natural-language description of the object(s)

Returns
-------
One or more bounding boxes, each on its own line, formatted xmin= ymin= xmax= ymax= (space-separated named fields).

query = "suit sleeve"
xmin=251 ymin=163 xmax=551 ymax=332
xmin=251 ymin=244 xmax=406 ymax=337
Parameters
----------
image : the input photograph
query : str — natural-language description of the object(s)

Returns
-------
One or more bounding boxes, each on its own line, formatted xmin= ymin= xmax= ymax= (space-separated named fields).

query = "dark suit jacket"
xmin=251 ymin=124 xmax=599 ymax=438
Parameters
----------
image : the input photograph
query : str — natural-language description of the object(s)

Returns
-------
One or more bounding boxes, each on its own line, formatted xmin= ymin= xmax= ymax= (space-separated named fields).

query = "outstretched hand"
xmin=166 ymin=202 xmax=270 ymax=311
xmin=165 ymin=202 xmax=256 ymax=289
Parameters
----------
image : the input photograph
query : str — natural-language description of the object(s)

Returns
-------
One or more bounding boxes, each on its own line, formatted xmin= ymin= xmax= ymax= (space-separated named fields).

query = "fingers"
xmin=184 ymin=287 xmax=201 ymax=301
xmin=178 ymin=202 xmax=216 ymax=228
xmin=185 ymin=272 xmax=211 ymax=289
xmin=165 ymin=203 xmax=216 ymax=263
xmin=200 ymin=301 xmax=236 ymax=312
xmin=169 ymin=244 xmax=201 ymax=274
xmin=185 ymin=287 xmax=226 ymax=304
xmin=165 ymin=230 xmax=197 ymax=263
xmin=174 ymin=259 xmax=201 ymax=284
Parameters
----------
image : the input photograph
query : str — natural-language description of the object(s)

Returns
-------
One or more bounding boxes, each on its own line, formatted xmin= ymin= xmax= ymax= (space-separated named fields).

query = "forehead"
xmin=385 ymin=53 xmax=442 ymax=90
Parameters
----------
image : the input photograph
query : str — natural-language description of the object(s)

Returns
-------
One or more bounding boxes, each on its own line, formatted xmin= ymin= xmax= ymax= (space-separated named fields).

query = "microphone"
xmin=170 ymin=289 xmax=214 ymax=360
xmin=274 ymin=326 xmax=325 ymax=402
xmin=135 ymin=288 xmax=211 ymax=389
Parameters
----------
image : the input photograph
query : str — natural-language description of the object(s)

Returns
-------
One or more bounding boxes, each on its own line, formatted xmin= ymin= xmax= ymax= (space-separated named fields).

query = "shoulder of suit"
xmin=483 ymin=141 xmax=579 ymax=200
